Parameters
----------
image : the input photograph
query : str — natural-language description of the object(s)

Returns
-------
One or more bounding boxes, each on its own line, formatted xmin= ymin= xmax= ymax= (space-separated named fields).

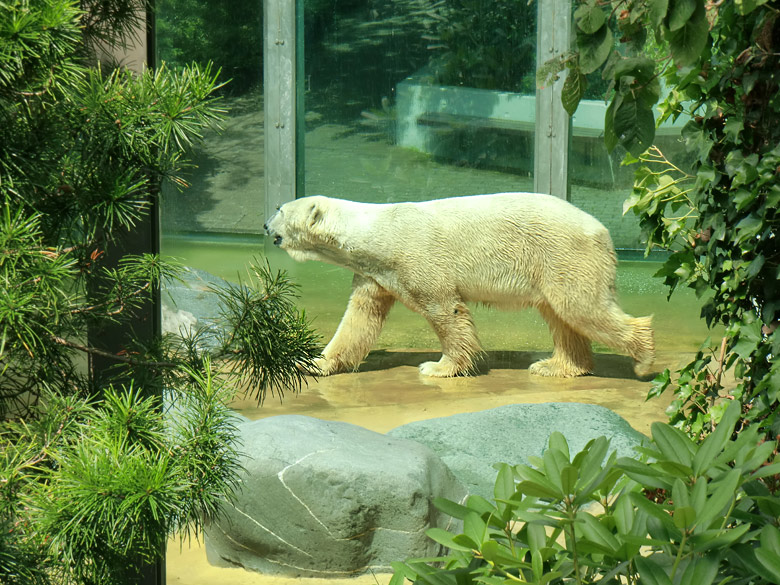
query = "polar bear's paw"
xmin=529 ymin=358 xmax=590 ymax=378
xmin=418 ymin=357 xmax=467 ymax=377
xmin=298 ymin=356 xmax=345 ymax=377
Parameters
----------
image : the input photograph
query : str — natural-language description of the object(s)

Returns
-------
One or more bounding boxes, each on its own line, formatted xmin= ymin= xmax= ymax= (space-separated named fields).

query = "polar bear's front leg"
xmin=418 ymin=301 xmax=482 ymax=377
xmin=312 ymin=274 xmax=395 ymax=376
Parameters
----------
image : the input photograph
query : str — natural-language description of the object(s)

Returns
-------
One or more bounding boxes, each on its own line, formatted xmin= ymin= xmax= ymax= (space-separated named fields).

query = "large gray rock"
xmin=205 ymin=415 xmax=467 ymax=577
xmin=388 ymin=403 xmax=647 ymax=500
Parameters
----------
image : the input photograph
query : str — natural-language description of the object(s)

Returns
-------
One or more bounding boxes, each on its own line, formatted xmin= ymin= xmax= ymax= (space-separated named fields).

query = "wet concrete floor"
xmin=167 ymin=347 xmax=684 ymax=585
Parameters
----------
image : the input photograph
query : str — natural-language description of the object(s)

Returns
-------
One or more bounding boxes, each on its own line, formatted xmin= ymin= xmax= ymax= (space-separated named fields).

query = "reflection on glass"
xmin=302 ymin=0 xmax=537 ymax=203
xmin=156 ymin=0 xmax=264 ymax=237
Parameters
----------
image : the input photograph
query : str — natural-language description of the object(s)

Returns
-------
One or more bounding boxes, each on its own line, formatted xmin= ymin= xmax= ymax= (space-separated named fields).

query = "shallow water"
xmin=161 ymin=234 xmax=718 ymax=356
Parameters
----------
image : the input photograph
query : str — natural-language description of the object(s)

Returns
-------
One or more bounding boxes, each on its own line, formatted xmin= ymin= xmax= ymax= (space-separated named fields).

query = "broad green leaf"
xmin=433 ymin=497 xmax=472 ymax=520
xmin=425 ymin=527 xmax=473 ymax=552
xmin=518 ymin=480 xmax=562 ymax=500
xmin=465 ymin=494 xmax=498 ymax=517
xmin=756 ymin=548 xmax=780 ymax=583
xmin=578 ymin=24 xmax=614 ymax=74
xmin=668 ymin=0 xmax=696 ymax=31
xmin=532 ymin=549 xmax=543 ymax=581
xmin=480 ymin=540 xmax=528 ymax=568
xmin=697 ymin=468 xmax=739 ymax=528
xmin=573 ymin=436 xmax=610 ymax=484
xmin=666 ymin=1 xmax=709 ymax=67
xmin=678 ymin=555 xmax=718 ymax=585
xmin=690 ymin=523 xmax=751 ymax=553
xmin=761 ymin=525 xmax=780 ymax=555
xmin=574 ymin=2 xmax=606 ymax=34
xmin=578 ymin=513 xmax=620 ymax=554
xmin=548 ymin=431 xmax=570 ymax=460
xmin=692 ymin=400 xmax=740 ymax=476
xmin=673 ymin=505 xmax=696 ymax=530
xmin=672 ymin=478 xmax=690 ymax=510
xmin=618 ymin=457 xmax=670 ymax=490
xmin=494 ymin=463 xmax=516 ymax=503
xmin=651 ymin=422 xmax=695 ymax=467
xmin=690 ymin=478 xmax=706 ymax=519
xmin=562 ymin=69 xmax=587 ymax=116
xmin=629 ymin=491 xmax=675 ymax=527
xmin=635 ymin=555 xmax=674 ymax=585
xmin=543 ymin=446 xmax=572 ymax=492
xmin=604 ymin=99 xmax=619 ymax=152
xmin=613 ymin=492 xmax=634 ymax=535
xmin=613 ymin=97 xmax=655 ymax=156
xmin=463 ymin=511 xmax=487 ymax=547
xmin=561 ymin=465 xmax=578 ymax=496
xmin=647 ymin=0 xmax=670 ymax=28
xmin=527 ymin=522 xmax=547 ymax=554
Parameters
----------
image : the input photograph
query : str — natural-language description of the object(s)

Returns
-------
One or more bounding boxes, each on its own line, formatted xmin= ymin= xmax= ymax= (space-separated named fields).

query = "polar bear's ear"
xmin=307 ymin=201 xmax=323 ymax=228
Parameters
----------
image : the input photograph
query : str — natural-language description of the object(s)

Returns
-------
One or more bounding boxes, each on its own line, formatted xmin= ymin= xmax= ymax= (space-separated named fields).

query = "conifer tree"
xmin=0 ymin=1 xmax=319 ymax=582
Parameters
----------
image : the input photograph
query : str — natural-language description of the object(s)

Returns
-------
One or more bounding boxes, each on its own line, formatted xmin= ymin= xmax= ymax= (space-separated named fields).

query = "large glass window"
xmin=156 ymin=0 xmax=264 ymax=240
xmin=155 ymin=3 xmax=716 ymax=582
xmin=302 ymin=0 xmax=537 ymax=203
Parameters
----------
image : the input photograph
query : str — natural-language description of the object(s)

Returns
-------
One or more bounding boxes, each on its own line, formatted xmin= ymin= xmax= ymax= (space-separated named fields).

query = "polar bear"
xmin=264 ymin=193 xmax=654 ymax=378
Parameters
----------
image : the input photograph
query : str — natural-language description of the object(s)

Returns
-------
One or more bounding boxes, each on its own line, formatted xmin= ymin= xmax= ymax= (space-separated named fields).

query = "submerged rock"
xmin=205 ymin=415 xmax=467 ymax=577
xmin=388 ymin=403 xmax=647 ymax=499
xmin=161 ymin=266 xmax=234 ymax=349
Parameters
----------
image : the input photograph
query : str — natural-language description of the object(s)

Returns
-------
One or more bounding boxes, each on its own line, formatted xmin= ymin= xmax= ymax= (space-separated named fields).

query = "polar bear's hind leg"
xmin=418 ymin=301 xmax=483 ymax=377
xmin=531 ymin=304 xmax=594 ymax=377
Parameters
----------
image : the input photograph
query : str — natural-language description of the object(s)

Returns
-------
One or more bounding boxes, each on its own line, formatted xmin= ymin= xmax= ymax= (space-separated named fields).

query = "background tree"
xmin=0 ymin=0 xmax=319 ymax=582
xmin=542 ymin=0 xmax=780 ymax=439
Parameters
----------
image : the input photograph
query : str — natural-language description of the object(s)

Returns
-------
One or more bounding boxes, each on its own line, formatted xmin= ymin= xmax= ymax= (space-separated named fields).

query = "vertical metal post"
xmin=534 ymin=0 xmax=572 ymax=199
xmin=264 ymin=0 xmax=302 ymax=220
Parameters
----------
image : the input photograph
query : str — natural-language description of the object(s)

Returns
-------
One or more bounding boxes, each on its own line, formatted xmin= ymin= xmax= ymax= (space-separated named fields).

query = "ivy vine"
xmin=546 ymin=0 xmax=780 ymax=439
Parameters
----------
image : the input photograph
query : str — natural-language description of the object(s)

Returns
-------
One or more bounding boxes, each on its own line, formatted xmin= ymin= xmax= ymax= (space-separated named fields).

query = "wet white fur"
xmin=265 ymin=192 xmax=655 ymax=378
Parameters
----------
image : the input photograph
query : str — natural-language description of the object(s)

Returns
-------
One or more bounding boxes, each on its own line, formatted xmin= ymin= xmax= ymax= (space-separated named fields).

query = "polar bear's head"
xmin=264 ymin=196 xmax=341 ymax=262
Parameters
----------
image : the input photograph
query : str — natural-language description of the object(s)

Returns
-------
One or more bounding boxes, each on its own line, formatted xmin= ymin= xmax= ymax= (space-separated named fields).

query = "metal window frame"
xmin=264 ymin=0 xmax=304 ymax=219
xmin=263 ymin=0 xmax=572 ymax=212
xmin=534 ymin=0 xmax=572 ymax=199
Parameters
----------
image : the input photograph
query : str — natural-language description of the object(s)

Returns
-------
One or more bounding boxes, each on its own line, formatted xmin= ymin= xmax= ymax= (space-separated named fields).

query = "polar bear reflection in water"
xmin=264 ymin=193 xmax=654 ymax=378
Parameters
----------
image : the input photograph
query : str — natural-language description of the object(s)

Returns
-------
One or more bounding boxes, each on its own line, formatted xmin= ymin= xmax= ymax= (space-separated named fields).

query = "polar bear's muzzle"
xmin=263 ymin=217 xmax=283 ymax=247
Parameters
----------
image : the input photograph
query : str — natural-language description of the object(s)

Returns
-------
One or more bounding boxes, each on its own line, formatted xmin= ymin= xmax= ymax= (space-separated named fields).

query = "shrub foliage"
xmin=0 ymin=0 xmax=319 ymax=582
xmin=541 ymin=1 xmax=780 ymax=438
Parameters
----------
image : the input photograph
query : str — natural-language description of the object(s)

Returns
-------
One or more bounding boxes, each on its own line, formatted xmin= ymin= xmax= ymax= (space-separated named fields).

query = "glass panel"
xmin=302 ymin=0 xmax=537 ymax=202
xmin=156 ymin=0 xmax=264 ymax=239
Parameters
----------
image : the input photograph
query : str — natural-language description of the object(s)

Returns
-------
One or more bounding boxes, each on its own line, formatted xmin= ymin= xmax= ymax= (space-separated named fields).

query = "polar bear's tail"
xmin=628 ymin=315 xmax=655 ymax=378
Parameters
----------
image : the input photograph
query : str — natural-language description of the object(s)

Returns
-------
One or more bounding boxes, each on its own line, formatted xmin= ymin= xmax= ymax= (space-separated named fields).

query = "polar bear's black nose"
xmin=273 ymin=235 xmax=282 ymax=246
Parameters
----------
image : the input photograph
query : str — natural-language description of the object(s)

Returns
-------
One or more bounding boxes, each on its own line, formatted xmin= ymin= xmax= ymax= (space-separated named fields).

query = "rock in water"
xmin=205 ymin=415 xmax=467 ymax=577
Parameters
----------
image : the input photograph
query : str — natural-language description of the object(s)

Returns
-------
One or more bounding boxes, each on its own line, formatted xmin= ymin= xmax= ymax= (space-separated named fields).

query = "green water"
xmin=161 ymin=234 xmax=716 ymax=355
